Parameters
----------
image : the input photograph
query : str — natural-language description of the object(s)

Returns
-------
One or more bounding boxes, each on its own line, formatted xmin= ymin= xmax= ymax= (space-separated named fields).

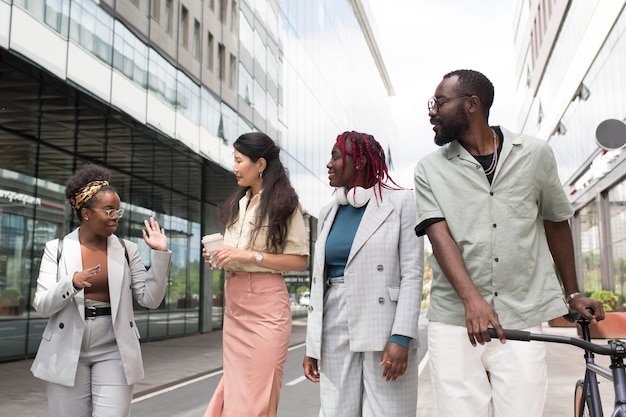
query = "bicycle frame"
xmin=488 ymin=318 xmax=626 ymax=417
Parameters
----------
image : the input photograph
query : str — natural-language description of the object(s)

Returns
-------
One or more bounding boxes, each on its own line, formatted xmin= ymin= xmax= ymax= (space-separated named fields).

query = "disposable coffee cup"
xmin=202 ymin=233 xmax=223 ymax=255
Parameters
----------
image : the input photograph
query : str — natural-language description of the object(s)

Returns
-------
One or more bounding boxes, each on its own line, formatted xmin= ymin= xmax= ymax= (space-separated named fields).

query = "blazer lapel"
xmin=346 ymin=195 xmax=393 ymax=266
xmin=65 ymin=229 xmax=85 ymax=315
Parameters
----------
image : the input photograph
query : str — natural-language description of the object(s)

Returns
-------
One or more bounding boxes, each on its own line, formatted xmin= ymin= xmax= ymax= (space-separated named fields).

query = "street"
xmin=130 ymin=342 xmax=321 ymax=417
xmin=130 ymin=323 xmax=428 ymax=416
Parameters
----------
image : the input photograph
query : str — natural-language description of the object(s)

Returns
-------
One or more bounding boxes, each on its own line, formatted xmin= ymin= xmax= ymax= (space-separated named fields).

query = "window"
xmin=150 ymin=0 xmax=160 ymax=22
xmin=113 ymin=21 xmax=149 ymax=87
xmin=165 ymin=0 xmax=173 ymax=34
xmin=193 ymin=19 xmax=201 ymax=58
xmin=609 ymin=183 xmax=626 ymax=301
xmin=220 ymin=0 xmax=227 ymax=23
xmin=231 ymin=0 xmax=238 ymax=34
xmin=14 ymin=0 xmax=71 ymax=37
xmin=229 ymin=54 xmax=237 ymax=90
xmin=218 ymin=44 xmax=225 ymax=81
xmin=207 ymin=32 xmax=214 ymax=71
xmin=181 ymin=6 xmax=189 ymax=49
xmin=69 ymin=0 xmax=114 ymax=64
xmin=579 ymin=202 xmax=602 ymax=294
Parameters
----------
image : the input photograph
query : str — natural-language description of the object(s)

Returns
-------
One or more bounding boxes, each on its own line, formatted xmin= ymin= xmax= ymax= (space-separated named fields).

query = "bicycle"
xmin=488 ymin=312 xmax=626 ymax=417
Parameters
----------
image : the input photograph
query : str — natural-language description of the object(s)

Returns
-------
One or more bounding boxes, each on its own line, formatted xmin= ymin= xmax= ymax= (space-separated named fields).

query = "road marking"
xmin=132 ymin=342 xmax=308 ymax=403
xmin=286 ymin=375 xmax=307 ymax=386
xmin=132 ymin=369 xmax=223 ymax=404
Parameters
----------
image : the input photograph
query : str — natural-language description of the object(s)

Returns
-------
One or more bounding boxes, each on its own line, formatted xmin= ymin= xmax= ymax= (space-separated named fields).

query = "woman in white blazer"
xmin=303 ymin=131 xmax=424 ymax=417
xmin=30 ymin=163 xmax=171 ymax=417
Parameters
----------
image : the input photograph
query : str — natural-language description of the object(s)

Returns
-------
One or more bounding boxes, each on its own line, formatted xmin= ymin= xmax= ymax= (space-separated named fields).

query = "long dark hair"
xmin=220 ymin=132 xmax=300 ymax=252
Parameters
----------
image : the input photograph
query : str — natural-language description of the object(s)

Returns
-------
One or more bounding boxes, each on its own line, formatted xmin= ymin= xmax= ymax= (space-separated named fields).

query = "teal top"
xmin=325 ymin=204 xmax=366 ymax=278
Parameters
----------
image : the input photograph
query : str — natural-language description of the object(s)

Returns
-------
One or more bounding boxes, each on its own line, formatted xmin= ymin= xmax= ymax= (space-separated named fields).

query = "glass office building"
xmin=0 ymin=0 xmax=399 ymax=361
xmin=512 ymin=1 xmax=626 ymax=304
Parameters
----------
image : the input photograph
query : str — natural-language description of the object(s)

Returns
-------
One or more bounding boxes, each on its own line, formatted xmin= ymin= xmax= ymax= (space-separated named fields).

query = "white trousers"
xmin=428 ymin=321 xmax=547 ymax=417
xmin=46 ymin=302 xmax=133 ymax=417
xmin=319 ymin=283 xmax=418 ymax=417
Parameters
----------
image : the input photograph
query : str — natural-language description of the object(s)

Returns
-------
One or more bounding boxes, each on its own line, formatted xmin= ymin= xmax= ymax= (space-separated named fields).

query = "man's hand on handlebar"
xmin=569 ymin=295 xmax=605 ymax=322
xmin=464 ymin=297 xmax=506 ymax=346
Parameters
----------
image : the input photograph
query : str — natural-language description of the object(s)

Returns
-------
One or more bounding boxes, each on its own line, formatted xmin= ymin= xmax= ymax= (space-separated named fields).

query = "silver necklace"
xmin=483 ymin=129 xmax=498 ymax=176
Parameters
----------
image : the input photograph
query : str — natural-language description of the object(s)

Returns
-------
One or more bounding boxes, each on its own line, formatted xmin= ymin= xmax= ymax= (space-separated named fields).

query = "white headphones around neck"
xmin=334 ymin=186 xmax=374 ymax=208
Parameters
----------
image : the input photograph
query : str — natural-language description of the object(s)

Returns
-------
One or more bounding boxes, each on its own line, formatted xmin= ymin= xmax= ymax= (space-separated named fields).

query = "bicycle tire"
xmin=574 ymin=379 xmax=593 ymax=417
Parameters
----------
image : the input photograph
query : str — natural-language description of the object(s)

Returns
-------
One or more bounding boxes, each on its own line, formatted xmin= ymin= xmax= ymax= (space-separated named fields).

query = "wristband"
xmin=566 ymin=292 xmax=581 ymax=303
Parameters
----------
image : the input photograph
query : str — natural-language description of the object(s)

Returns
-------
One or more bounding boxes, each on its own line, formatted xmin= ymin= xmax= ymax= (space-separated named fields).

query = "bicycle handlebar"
xmin=487 ymin=328 xmax=626 ymax=356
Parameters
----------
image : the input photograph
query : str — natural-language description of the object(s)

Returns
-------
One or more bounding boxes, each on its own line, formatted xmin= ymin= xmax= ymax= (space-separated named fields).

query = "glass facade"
xmin=518 ymin=3 xmax=626 ymax=305
xmin=0 ymin=0 xmax=398 ymax=361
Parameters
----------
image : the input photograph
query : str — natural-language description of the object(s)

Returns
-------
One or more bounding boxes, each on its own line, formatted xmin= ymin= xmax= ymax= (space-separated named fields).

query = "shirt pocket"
xmin=506 ymin=184 xmax=539 ymax=219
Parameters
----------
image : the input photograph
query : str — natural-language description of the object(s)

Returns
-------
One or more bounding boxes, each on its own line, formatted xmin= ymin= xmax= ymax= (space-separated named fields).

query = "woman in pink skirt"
xmin=203 ymin=132 xmax=309 ymax=417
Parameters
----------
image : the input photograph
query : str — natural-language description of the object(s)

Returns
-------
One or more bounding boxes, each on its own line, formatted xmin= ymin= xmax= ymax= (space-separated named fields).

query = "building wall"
xmin=513 ymin=0 xmax=626 ymax=305
xmin=0 ymin=0 xmax=399 ymax=361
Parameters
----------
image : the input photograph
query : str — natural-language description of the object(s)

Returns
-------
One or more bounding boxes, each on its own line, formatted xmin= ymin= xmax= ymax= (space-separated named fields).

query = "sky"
xmin=368 ymin=0 xmax=519 ymax=186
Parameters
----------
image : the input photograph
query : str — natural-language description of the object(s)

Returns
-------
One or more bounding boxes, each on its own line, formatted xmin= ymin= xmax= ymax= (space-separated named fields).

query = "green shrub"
xmin=589 ymin=290 xmax=619 ymax=312
xmin=0 ymin=288 xmax=21 ymax=300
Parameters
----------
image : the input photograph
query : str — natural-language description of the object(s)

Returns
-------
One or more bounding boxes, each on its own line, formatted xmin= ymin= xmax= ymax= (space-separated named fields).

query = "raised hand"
xmin=142 ymin=217 xmax=168 ymax=251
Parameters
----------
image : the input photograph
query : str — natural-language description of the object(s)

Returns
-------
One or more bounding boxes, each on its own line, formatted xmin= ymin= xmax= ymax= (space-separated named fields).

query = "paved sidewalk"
xmin=0 ymin=318 xmax=616 ymax=416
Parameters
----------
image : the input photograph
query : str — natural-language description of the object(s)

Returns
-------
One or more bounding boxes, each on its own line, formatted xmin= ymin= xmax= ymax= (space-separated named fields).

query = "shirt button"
xmin=492 ymin=223 xmax=497 ymax=228
xmin=490 ymin=192 xmax=494 ymax=196
xmin=313 ymin=277 xmax=316 ymax=284
xmin=58 ymin=323 xmax=64 ymax=329
xmin=308 ymin=305 xmax=314 ymax=312
xmin=130 ymin=322 xmax=134 ymax=327
xmin=378 ymin=297 xmax=385 ymax=305
xmin=377 ymin=265 xmax=383 ymax=272
xmin=495 ymin=291 xmax=499 ymax=296
xmin=495 ymin=258 xmax=499 ymax=262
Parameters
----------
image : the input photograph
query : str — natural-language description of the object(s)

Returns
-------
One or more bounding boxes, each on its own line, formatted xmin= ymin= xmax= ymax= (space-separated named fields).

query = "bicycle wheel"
xmin=574 ymin=379 xmax=593 ymax=417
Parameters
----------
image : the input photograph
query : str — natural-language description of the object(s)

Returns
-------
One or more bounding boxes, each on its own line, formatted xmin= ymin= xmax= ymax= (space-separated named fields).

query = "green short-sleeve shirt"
xmin=414 ymin=127 xmax=572 ymax=329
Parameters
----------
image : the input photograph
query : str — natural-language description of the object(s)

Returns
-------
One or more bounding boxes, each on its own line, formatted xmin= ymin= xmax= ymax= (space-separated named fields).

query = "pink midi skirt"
xmin=204 ymin=271 xmax=292 ymax=417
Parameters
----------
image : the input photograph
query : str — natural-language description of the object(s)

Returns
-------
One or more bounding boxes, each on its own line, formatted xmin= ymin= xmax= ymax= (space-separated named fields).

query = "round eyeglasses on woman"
xmin=90 ymin=208 xmax=125 ymax=219
xmin=428 ymin=94 xmax=473 ymax=112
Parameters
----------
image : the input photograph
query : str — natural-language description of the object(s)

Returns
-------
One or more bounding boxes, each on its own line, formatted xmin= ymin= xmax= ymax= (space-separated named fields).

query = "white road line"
xmin=132 ymin=342 xmax=309 ymax=402
xmin=131 ymin=369 xmax=223 ymax=404
xmin=288 ymin=342 xmax=305 ymax=351
xmin=286 ymin=375 xmax=307 ymax=386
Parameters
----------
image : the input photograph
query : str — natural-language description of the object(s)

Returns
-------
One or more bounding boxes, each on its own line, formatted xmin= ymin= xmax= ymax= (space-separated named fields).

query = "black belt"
xmin=85 ymin=306 xmax=112 ymax=319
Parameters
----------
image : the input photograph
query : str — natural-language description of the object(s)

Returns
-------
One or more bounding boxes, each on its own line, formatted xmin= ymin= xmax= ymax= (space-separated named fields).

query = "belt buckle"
xmin=85 ymin=306 xmax=96 ymax=320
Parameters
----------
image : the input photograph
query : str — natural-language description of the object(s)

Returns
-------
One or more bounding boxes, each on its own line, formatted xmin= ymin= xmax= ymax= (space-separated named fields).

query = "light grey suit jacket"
xmin=305 ymin=188 xmax=424 ymax=359
xmin=30 ymin=228 xmax=172 ymax=387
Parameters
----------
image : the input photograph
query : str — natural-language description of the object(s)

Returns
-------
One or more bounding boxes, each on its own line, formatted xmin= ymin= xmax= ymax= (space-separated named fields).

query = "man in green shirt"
xmin=414 ymin=69 xmax=604 ymax=417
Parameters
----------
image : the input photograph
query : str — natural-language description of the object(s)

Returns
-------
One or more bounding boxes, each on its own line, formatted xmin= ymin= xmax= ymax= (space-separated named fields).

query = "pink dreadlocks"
xmin=335 ymin=131 xmax=403 ymax=202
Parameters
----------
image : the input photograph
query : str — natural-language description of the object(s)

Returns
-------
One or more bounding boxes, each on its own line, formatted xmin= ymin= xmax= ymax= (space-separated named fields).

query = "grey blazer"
xmin=305 ymin=188 xmax=424 ymax=359
xmin=30 ymin=228 xmax=172 ymax=387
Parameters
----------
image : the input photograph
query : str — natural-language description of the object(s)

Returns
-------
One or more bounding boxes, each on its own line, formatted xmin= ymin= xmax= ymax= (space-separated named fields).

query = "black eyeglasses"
xmin=90 ymin=208 xmax=125 ymax=219
xmin=428 ymin=94 xmax=473 ymax=112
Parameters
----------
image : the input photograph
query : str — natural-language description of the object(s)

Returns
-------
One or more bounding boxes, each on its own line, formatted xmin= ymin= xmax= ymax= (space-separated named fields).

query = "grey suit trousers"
xmin=319 ymin=282 xmax=418 ymax=417
xmin=46 ymin=301 xmax=134 ymax=417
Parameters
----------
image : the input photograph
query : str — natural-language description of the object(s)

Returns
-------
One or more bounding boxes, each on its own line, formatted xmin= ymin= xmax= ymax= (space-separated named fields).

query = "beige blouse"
xmin=223 ymin=190 xmax=309 ymax=273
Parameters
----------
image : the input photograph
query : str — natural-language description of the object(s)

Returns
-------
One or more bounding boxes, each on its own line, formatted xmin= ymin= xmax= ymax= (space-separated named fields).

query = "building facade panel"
xmin=0 ymin=0 xmax=399 ymax=362
xmin=514 ymin=0 xmax=626 ymax=305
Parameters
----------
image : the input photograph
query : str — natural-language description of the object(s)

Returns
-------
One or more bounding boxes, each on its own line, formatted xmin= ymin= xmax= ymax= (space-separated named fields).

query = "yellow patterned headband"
xmin=69 ymin=180 xmax=109 ymax=210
